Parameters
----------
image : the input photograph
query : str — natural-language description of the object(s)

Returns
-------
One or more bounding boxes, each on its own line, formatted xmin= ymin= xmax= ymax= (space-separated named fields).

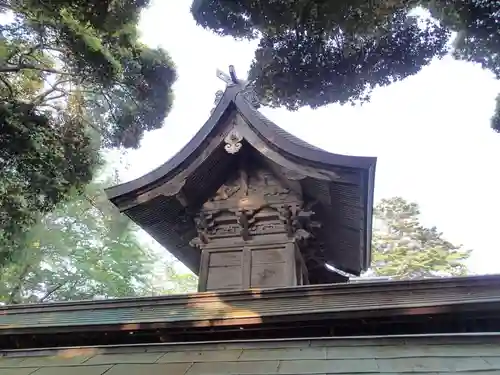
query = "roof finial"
xmin=216 ymin=65 xmax=244 ymax=86
xmin=228 ymin=65 xmax=238 ymax=84
xmin=214 ymin=65 xmax=260 ymax=109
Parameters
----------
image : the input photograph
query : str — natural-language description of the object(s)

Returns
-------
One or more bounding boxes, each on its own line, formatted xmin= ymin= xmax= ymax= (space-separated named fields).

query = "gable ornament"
xmin=224 ymin=128 xmax=243 ymax=154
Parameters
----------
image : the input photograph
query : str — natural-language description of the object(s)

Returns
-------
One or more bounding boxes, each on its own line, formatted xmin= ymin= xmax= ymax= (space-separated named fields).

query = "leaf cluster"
xmin=0 ymin=100 xmax=100 ymax=266
xmin=371 ymin=197 xmax=471 ymax=279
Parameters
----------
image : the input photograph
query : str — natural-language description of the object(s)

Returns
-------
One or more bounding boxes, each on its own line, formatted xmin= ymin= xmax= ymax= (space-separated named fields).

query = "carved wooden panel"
xmin=202 ymin=166 xmax=301 ymax=212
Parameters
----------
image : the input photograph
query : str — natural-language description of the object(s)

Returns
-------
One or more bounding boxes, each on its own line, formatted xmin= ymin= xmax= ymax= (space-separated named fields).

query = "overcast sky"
xmin=119 ymin=1 xmax=500 ymax=275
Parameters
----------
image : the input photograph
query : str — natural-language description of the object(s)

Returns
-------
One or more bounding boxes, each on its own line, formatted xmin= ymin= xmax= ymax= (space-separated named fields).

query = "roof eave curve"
xmin=106 ymin=85 xmax=377 ymax=203
xmin=105 ymin=85 xmax=241 ymax=201
xmin=234 ymin=92 xmax=377 ymax=171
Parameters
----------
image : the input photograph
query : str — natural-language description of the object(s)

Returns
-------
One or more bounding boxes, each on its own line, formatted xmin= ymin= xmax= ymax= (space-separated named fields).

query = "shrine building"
xmin=0 ymin=68 xmax=499 ymax=375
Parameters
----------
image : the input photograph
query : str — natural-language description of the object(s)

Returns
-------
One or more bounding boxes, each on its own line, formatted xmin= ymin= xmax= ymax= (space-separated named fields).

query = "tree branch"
xmin=18 ymin=43 xmax=44 ymax=64
xmin=38 ymin=103 xmax=63 ymax=111
xmin=39 ymin=282 xmax=65 ymax=302
xmin=0 ymin=64 xmax=71 ymax=75
xmin=43 ymin=93 xmax=67 ymax=102
xmin=33 ymin=79 xmax=101 ymax=104
xmin=101 ymin=91 xmax=120 ymax=123
xmin=38 ymin=78 xmax=72 ymax=97
xmin=116 ymin=83 xmax=142 ymax=109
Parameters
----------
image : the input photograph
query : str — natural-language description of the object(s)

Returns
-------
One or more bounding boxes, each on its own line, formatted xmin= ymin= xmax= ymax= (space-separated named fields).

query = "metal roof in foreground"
xmin=1 ymin=275 xmax=500 ymax=349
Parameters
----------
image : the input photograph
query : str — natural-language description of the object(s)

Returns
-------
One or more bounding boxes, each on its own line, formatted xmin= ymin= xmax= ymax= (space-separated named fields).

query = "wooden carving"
xmin=205 ymin=167 xmax=293 ymax=206
xmin=189 ymin=212 xmax=209 ymax=248
xmin=278 ymin=203 xmax=320 ymax=243
xmin=190 ymin=165 xmax=319 ymax=248
xmin=190 ymin=164 xmax=329 ymax=291
xmin=247 ymin=169 xmax=290 ymax=197
xmin=212 ymin=183 xmax=240 ymax=201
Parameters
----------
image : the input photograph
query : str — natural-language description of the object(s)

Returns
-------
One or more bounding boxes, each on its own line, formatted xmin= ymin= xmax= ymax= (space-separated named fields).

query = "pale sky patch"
xmin=118 ymin=0 xmax=500 ymax=275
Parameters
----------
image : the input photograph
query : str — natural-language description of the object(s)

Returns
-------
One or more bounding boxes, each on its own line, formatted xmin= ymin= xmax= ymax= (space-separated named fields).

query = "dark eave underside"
xmin=120 ymin=142 xmax=369 ymax=277
xmin=0 ymin=275 xmax=500 ymax=349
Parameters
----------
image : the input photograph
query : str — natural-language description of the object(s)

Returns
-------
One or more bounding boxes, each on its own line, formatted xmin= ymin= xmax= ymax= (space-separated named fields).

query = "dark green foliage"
xmin=371 ymin=197 xmax=471 ymax=279
xmin=430 ymin=0 xmax=500 ymax=77
xmin=0 ymin=0 xmax=177 ymax=264
xmin=192 ymin=0 xmax=500 ymax=129
xmin=249 ymin=14 xmax=449 ymax=110
xmin=0 ymin=101 xmax=99 ymax=263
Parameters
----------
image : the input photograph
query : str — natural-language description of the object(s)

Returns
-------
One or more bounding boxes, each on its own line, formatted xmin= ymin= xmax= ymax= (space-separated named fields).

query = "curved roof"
xmin=106 ymin=85 xmax=376 ymax=200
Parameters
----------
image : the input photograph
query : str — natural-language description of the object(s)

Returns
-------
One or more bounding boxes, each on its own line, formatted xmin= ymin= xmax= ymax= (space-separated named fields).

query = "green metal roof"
xmin=0 ymin=275 xmax=499 ymax=334
xmin=1 ymin=335 xmax=500 ymax=375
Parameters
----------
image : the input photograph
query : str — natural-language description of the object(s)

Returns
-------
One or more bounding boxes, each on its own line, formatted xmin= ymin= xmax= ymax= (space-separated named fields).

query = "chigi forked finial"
xmin=216 ymin=65 xmax=247 ymax=86
xmin=213 ymin=65 xmax=260 ymax=111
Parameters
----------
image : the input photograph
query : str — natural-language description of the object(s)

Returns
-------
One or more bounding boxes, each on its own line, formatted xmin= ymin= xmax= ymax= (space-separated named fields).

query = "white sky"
xmin=119 ymin=1 xmax=500 ymax=275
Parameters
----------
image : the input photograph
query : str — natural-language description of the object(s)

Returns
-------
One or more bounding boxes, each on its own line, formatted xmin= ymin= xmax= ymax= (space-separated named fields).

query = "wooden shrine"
xmin=105 ymin=67 xmax=376 ymax=291
xmin=1 ymin=68 xmax=500 ymax=375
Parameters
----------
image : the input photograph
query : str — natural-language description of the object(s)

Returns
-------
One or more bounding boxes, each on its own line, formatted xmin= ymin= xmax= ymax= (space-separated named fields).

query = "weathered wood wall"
xmin=201 ymin=243 xmax=300 ymax=292
xmin=1 ymin=335 xmax=500 ymax=374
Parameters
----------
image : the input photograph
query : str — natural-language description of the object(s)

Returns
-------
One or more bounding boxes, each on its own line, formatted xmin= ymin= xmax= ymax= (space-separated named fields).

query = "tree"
xmin=0 ymin=0 xmax=177 ymax=264
xmin=156 ymin=263 xmax=198 ymax=295
xmin=191 ymin=0 xmax=500 ymax=131
xmin=370 ymin=197 xmax=471 ymax=279
xmin=0 ymin=167 xmax=196 ymax=304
